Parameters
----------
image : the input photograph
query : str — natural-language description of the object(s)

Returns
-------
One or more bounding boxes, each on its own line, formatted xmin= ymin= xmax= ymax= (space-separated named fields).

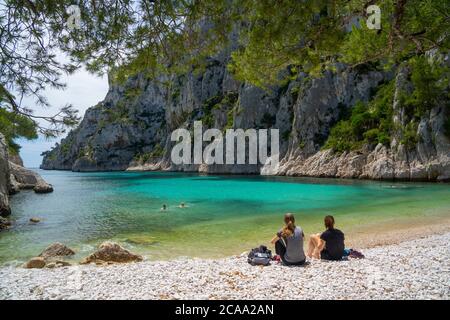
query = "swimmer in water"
xmin=179 ymin=202 xmax=186 ymax=208
xmin=161 ymin=204 xmax=167 ymax=211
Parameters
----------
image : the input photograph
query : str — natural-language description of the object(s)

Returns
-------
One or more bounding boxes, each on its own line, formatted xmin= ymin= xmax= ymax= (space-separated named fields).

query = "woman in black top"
xmin=307 ymin=215 xmax=345 ymax=261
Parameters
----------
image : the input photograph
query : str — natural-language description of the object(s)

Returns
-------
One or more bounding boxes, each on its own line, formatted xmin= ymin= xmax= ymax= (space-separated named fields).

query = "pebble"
xmin=0 ymin=233 xmax=449 ymax=300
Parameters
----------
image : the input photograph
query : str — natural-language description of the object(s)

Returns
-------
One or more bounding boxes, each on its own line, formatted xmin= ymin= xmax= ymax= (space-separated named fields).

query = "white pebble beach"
xmin=0 ymin=232 xmax=449 ymax=300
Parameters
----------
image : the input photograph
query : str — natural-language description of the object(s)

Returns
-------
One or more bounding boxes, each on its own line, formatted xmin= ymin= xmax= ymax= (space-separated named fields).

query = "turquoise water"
xmin=1 ymin=170 xmax=449 ymax=263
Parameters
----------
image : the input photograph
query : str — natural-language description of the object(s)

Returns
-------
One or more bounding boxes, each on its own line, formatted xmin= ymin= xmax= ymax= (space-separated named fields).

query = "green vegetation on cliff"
xmin=1 ymin=0 xmax=449 ymax=154
xmin=399 ymin=56 xmax=450 ymax=119
xmin=134 ymin=144 xmax=165 ymax=163
xmin=324 ymin=80 xmax=395 ymax=153
xmin=324 ymin=54 xmax=450 ymax=153
xmin=200 ymin=92 xmax=238 ymax=128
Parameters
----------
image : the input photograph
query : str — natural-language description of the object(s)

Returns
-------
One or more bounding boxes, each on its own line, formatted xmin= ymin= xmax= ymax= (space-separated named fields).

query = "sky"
xmin=17 ymin=67 xmax=109 ymax=168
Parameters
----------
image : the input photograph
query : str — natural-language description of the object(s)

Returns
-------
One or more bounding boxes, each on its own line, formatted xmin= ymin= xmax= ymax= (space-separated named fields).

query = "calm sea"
xmin=1 ymin=170 xmax=449 ymax=264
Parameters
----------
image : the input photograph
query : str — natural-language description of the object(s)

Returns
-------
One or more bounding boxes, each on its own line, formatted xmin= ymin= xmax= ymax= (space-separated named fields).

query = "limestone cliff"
xmin=41 ymin=55 xmax=450 ymax=181
xmin=0 ymin=134 xmax=11 ymax=217
xmin=0 ymin=133 xmax=54 ymax=226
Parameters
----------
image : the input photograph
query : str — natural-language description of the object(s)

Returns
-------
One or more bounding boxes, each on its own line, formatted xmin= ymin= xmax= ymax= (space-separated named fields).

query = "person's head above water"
xmin=324 ymin=215 xmax=335 ymax=230
xmin=162 ymin=204 xmax=167 ymax=210
xmin=180 ymin=202 xmax=185 ymax=208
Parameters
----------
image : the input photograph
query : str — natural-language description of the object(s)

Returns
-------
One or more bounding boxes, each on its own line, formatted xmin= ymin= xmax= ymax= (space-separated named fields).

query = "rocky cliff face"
xmin=0 ymin=133 xmax=54 ymax=227
xmin=0 ymin=134 xmax=11 ymax=217
xmin=277 ymin=65 xmax=450 ymax=181
xmin=41 ymin=54 xmax=450 ymax=181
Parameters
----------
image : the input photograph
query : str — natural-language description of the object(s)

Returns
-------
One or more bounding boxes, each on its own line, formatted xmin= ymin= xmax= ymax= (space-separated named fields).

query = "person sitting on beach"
xmin=271 ymin=213 xmax=306 ymax=266
xmin=307 ymin=215 xmax=345 ymax=261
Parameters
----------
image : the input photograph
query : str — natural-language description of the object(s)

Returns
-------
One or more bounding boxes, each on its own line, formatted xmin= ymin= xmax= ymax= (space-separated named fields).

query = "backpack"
xmin=247 ymin=245 xmax=272 ymax=266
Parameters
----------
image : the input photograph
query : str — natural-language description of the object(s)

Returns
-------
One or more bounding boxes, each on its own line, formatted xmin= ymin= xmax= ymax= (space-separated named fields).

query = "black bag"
xmin=247 ymin=245 xmax=272 ymax=266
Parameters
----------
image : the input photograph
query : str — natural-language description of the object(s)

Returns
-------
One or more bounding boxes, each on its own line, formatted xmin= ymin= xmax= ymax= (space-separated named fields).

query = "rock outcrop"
xmin=0 ymin=217 xmax=11 ymax=230
xmin=40 ymin=52 xmax=450 ymax=181
xmin=23 ymin=257 xmax=46 ymax=269
xmin=8 ymin=154 xmax=23 ymax=166
xmin=0 ymin=134 xmax=11 ymax=216
xmin=39 ymin=243 xmax=75 ymax=259
xmin=24 ymin=256 xmax=71 ymax=269
xmin=81 ymin=242 xmax=143 ymax=264
xmin=0 ymin=133 xmax=54 ymax=229
xmin=9 ymin=162 xmax=53 ymax=193
xmin=22 ymin=243 xmax=75 ymax=269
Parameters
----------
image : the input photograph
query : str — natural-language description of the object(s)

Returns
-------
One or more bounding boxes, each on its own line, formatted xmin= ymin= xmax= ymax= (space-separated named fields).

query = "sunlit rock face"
xmin=41 ymin=51 xmax=450 ymax=181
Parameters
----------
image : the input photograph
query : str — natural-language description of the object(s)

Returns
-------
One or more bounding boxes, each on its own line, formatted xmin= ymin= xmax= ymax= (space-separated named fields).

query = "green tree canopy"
xmin=0 ymin=0 xmax=80 ymax=141
xmin=57 ymin=0 xmax=450 ymax=86
xmin=0 ymin=107 xmax=37 ymax=154
xmin=1 ymin=0 xmax=449 ymax=151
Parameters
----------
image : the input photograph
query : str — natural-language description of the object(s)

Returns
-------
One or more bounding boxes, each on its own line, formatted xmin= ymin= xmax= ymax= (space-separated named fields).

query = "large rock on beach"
xmin=39 ymin=243 xmax=75 ymax=259
xmin=23 ymin=257 xmax=46 ymax=269
xmin=81 ymin=241 xmax=143 ymax=264
xmin=21 ymin=243 xmax=75 ymax=269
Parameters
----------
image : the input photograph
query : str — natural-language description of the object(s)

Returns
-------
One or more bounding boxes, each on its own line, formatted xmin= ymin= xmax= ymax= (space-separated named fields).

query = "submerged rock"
xmin=39 ymin=243 xmax=75 ymax=259
xmin=29 ymin=217 xmax=41 ymax=223
xmin=123 ymin=235 xmax=158 ymax=245
xmin=23 ymin=257 xmax=46 ymax=269
xmin=34 ymin=183 xmax=54 ymax=194
xmin=81 ymin=241 xmax=143 ymax=264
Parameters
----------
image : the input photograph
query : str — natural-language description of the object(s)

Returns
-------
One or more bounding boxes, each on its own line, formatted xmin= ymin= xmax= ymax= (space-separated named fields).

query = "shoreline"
xmin=336 ymin=216 xmax=450 ymax=249
xmin=37 ymin=167 xmax=450 ymax=183
xmin=0 ymin=229 xmax=449 ymax=300
xmin=1 ymin=211 xmax=449 ymax=265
